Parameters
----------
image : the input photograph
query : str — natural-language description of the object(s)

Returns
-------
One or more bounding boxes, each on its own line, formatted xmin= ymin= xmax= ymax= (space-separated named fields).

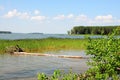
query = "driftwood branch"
xmin=14 ymin=52 xmax=89 ymax=59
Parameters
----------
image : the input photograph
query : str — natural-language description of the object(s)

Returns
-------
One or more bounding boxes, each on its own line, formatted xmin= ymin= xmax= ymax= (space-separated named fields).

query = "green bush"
xmin=86 ymin=28 xmax=120 ymax=79
xmin=37 ymin=70 xmax=79 ymax=80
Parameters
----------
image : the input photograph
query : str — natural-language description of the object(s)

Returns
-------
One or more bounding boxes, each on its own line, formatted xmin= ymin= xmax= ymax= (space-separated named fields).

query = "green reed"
xmin=0 ymin=38 xmax=87 ymax=54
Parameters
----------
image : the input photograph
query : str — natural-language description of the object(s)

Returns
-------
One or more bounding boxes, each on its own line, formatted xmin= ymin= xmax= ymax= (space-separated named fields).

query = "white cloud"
xmin=52 ymin=14 xmax=120 ymax=25
xmin=73 ymin=14 xmax=120 ymax=25
xmin=75 ymin=14 xmax=88 ymax=22
xmin=3 ymin=10 xmax=120 ymax=25
xmin=34 ymin=10 xmax=40 ymax=15
xmin=53 ymin=14 xmax=74 ymax=20
xmin=3 ymin=9 xmax=30 ymax=19
xmin=4 ymin=9 xmax=20 ymax=18
xmin=95 ymin=15 xmax=113 ymax=23
xmin=3 ymin=9 xmax=48 ymax=21
xmin=53 ymin=14 xmax=66 ymax=20
xmin=31 ymin=16 xmax=46 ymax=21
xmin=67 ymin=14 xmax=74 ymax=19
xmin=19 ymin=12 xmax=30 ymax=19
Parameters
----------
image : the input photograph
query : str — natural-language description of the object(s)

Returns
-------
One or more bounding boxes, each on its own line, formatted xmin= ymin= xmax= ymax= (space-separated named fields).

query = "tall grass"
xmin=0 ymin=38 xmax=87 ymax=54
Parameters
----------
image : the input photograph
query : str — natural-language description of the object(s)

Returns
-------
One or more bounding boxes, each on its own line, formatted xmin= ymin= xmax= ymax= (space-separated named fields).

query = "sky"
xmin=0 ymin=0 xmax=120 ymax=34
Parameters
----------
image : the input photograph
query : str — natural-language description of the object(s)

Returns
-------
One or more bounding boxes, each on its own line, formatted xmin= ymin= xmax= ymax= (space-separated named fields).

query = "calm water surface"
xmin=0 ymin=33 xmax=103 ymax=40
xmin=0 ymin=50 xmax=89 ymax=80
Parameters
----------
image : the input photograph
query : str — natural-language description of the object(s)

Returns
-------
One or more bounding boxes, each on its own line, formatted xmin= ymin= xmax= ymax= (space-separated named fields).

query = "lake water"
xmin=0 ymin=50 xmax=89 ymax=80
xmin=0 ymin=34 xmax=91 ymax=79
xmin=0 ymin=33 xmax=103 ymax=40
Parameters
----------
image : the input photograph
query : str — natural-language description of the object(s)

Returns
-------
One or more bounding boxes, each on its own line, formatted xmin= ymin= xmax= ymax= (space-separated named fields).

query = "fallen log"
xmin=14 ymin=52 xmax=88 ymax=59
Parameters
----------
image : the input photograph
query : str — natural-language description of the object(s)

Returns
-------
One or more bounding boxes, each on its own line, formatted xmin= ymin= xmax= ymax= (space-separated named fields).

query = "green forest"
xmin=68 ymin=26 xmax=120 ymax=35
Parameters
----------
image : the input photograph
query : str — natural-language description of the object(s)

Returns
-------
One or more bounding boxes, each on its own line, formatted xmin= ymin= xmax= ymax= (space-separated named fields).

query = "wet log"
xmin=13 ymin=52 xmax=87 ymax=59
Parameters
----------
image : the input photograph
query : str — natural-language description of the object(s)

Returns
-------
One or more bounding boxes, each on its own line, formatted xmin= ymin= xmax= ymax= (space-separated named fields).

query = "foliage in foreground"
xmin=86 ymin=28 xmax=120 ymax=79
xmin=37 ymin=29 xmax=120 ymax=80
xmin=37 ymin=70 xmax=82 ymax=80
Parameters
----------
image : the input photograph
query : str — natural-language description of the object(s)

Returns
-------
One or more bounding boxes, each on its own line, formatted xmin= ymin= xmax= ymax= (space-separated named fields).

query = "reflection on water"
xmin=0 ymin=50 xmax=89 ymax=80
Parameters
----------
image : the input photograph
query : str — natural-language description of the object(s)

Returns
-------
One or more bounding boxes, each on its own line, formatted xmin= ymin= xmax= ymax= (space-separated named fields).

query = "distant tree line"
xmin=68 ymin=26 xmax=120 ymax=35
xmin=0 ymin=31 xmax=12 ymax=34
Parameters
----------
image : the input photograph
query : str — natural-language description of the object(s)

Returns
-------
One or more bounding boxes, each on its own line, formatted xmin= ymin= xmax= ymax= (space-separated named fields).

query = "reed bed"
xmin=0 ymin=38 xmax=87 ymax=54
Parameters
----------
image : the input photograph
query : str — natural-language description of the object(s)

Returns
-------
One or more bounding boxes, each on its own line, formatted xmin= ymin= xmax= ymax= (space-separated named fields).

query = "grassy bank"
xmin=0 ymin=38 xmax=87 ymax=54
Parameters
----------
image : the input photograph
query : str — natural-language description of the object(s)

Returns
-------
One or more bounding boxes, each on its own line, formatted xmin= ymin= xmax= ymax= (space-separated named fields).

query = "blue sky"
xmin=0 ymin=0 xmax=120 ymax=33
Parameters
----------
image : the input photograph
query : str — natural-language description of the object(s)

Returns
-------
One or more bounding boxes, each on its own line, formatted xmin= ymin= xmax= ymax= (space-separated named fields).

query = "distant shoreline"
xmin=0 ymin=31 xmax=12 ymax=34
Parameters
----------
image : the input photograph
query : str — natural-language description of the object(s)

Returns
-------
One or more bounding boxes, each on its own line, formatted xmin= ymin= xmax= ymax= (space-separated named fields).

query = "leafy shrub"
xmin=37 ymin=70 xmax=79 ymax=80
xmin=86 ymin=28 xmax=120 ymax=79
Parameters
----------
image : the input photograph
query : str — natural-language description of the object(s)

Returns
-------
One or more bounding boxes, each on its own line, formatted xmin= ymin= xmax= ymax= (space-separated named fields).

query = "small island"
xmin=0 ymin=31 xmax=12 ymax=34
xmin=30 ymin=32 xmax=43 ymax=34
